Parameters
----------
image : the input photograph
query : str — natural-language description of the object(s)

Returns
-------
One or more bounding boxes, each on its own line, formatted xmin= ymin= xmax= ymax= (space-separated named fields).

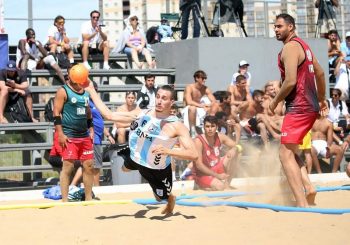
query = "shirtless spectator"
xmin=236 ymin=90 xmax=279 ymax=149
xmin=228 ymin=75 xmax=251 ymax=109
xmin=113 ymin=91 xmax=140 ymax=144
xmin=263 ymin=81 xmax=284 ymax=133
xmin=311 ymin=115 xmax=343 ymax=173
xmin=328 ymin=30 xmax=341 ymax=69
xmin=183 ymin=70 xmax=219 ymax=137
xmin=193 ymin=115 xmax=238 ymax=190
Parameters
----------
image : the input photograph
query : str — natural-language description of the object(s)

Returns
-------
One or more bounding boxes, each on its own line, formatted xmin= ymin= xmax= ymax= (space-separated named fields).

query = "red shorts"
xmin=61 ymin=137 xmax=94 ymax=161
xmin=195 ymin=157 xmax=225 ymax=189
xmin=281 ymin=112 xmax=318 ymax=145
xmin=50 ymin=132 xmax=64 ymax=156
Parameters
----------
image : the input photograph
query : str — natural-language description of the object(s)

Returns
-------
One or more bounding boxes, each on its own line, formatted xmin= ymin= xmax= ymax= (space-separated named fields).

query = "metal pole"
xmin=28 ymin=0 xmax=33 ymax=28
xmin=263 ymin=1 xmax=269 ymax=37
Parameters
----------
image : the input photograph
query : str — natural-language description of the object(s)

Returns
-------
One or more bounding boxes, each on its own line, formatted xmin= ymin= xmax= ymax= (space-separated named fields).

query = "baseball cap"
xmin=346 ymin=31 xmax=350 ymax=38
xmin=239 ymin=60 xmax=249 ymax=67
xmin=6 ymin=60 xmax=17 ymax=71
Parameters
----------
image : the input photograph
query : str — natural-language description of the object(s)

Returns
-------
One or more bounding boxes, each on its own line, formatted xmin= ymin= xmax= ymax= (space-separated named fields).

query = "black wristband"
xmin=54 ymin=116 xmax=62 ymax=125
xmin=87 ymin=118 xmax=93 ymax=128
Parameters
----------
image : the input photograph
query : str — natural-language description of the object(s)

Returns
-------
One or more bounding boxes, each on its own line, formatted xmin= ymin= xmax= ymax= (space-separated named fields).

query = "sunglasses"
xmin=126 ymin=91 xmax=136 ymax=96
xmin=332 ymin=94 xmax=339 ymax=97
xmin=130 ymin=18 xmax=138 ymax=21
xmin=92 ymin=16 xmax=100 ymax=19
xmin=57 ymin=20 xmax=65 ymax=24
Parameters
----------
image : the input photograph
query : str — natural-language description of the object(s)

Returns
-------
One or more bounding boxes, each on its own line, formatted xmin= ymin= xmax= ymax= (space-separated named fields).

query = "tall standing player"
xmin=269 ymin=14 xmax=327 ymax=207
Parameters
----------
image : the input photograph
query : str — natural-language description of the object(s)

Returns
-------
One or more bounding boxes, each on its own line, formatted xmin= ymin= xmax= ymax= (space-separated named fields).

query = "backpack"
xmin=5 ymin=96 xmax=32 ymax=123
xmin=44 ymin=97 xmax=55 ymax=122
xmin=56 ymin=52 xmax=71 ymax=69
xmin=327 ymin=99 xmax=343 ymax=111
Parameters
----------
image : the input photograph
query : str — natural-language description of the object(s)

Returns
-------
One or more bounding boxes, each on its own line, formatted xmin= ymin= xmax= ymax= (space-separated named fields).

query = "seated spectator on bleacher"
xmin=192 ymin=115 xmax=238 ymax=191
xmin=231 ymin=60 xmax=252 ymax=86
xmin=113 ymin=14 xmax=155 ymax=69
xmin=77 ymin=10 xmax=110 ymax=70
xmin=236 ymin=90 xmax=279 ymax=149
xmin=327 ymin=88 xmax=350 ymax=137
xmin=113 ymin=91 xmax=141 ymax=144
xmin=157 ymin=18 xmax=173 ymax=43
xmin=16 ymin=28 xmax=66 ymax=84
xmin=182 ymin=70 xmax=219 ymax=137
xmin=340 ymin=31 xmax=350 ymax=59
xmin=43 ymin=15 xmax=74 ymax=66
xmin=311 ymin=114 xmax=343 ymax=173
xmin=0 ymin=60 xmax=36 ymax=123
xmin=334 ymin=55 xmax=350 ymax=100
xmin=136 ymin=75 xmax=158 ymax=109
xmin=328 ymin=30 xmax=341 ymax=75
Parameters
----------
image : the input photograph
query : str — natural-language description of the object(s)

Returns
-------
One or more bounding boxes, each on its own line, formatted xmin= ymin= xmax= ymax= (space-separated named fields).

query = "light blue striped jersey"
xmin=128 ymin=110 xmax=179 ymax=169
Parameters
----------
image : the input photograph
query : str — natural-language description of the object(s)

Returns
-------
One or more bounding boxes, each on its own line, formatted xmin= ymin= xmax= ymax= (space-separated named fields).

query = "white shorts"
xmin=312 ymin=140 xmax=328 ymax=158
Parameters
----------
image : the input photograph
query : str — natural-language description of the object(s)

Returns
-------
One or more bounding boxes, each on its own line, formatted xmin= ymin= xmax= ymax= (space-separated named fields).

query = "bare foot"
xmin=306 ymin=190 xmax=317 ymax=206
xmin=161 ymin=194 xmax=176 ymax=215
xmin=121 ymin=165 xmax=131 ymax=172
xmin=31 ymin=118 xmax=39 ymax=123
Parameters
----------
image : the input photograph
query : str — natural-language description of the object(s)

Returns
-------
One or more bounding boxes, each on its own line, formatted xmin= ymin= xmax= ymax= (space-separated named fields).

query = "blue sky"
xmin=3 ymin=0 xmax=98 ymax=45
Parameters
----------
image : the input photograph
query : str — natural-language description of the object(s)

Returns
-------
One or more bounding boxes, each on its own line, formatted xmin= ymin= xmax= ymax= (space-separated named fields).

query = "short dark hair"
xmin=126 ymin=91 xmax=136 ymax=97
xmin=25 ymin=28 xmax=35 ymax=36
xmin=158 ymin=85 xmax=175 ymax=100
xmin=193 ymin=70 xmax=207 ymax=79
xmin=203 ymin=115 xmax=218 ymax=126
xmin=170 ymin=104 xmax=178 ymax=110
xmin=328 ymin=29 xmax=338 ymax=35
xmin=252 ymin=89 xmax=264 ymax=98
xmin=144 ymin=74 xmax=155 ymax=80
xmin=215 ymin=111 xmax=227 ymax=120
xmin=276 ymin=13 xmax=296 ymax=30
xmin=54 ymin=15 xmax=65 ymax=24
xmin=90 ymin=10 xmax=100 ymax=18
xmin=236 ymin=75 xmax=246 ymax=84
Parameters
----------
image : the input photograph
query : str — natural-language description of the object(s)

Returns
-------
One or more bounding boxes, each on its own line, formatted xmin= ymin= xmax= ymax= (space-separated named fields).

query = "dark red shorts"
xmin=61 ymin=137 xmax=94 ymax=160
xmin=281 ymin=112 xmax=318 ymax=145
xmin=50 ymin=132 xmax=64 ymax=156
xmin=195 ymin=157 xmax=225 ymax=189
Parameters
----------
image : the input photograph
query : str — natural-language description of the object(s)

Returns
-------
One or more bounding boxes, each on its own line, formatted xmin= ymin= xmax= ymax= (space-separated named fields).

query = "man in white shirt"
xmin=334 ymin=55 xmax=350 ymax=100
xmin=78 ymin=10 xmax=110 ymax=70
xmin=327 ymin=88 xmax=350 ymax=136
xmin=231 ymin=60 xmax=252 ymax=86
xmin=44 ymin=15 xmax=74 ymax=66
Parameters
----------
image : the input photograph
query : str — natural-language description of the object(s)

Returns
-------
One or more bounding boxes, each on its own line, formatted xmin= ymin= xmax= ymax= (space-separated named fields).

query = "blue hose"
xmin=133 ymin=185 xmax=350 ymax=215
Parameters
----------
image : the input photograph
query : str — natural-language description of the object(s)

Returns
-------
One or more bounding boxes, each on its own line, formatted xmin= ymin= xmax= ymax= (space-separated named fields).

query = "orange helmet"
xmin=69 ymin=64 xmax=89 ymax=87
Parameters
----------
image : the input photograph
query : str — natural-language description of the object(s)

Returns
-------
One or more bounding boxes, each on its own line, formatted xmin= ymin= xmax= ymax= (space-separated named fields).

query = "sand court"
xmin=0 ymin=174 xmax=349 ymax=245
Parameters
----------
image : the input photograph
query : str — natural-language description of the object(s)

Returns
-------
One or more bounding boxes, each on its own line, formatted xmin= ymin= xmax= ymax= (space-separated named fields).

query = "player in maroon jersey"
xmin=269 ymin=13 xmax=327 ymax=207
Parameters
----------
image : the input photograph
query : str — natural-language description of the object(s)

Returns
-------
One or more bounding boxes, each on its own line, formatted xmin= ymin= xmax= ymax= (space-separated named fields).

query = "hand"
xmin=226 ymin=148 xmax=236 ymax=159
xmin=89 ymin=128 xmax=94 ymax=143
xmin=325 ymin=147 xmax=331 ymax=159
xmin=342 ymin=141 xmax=349 ymax=151
xmin=58 ymin=133 xmax=69 ymax=148
xmin=151 ymin=145 xmax=169 ymax=156
xmin=107 ymin=135 xmax=115 ymax=144
xmin=319 ymin=100 xmax=328 ymax=117
xmin=216 ymin=173 xmax=229 ymax=181
xmin=136 ymin=45 xmax=143 ymax=52
xmin=5 ymin=79 xmax=15 ymax=88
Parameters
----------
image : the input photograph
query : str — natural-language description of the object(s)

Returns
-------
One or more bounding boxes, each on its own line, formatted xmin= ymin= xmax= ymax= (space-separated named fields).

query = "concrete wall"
xmin=153 ymin=37 xmax=329 ymax=93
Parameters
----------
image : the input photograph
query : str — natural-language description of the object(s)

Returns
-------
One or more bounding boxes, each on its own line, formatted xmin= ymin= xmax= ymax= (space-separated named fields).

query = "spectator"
xmin=180 ymin=0 xmax=201 ymax=39
xmin=157 ymin=18 xmax=173 ymax=43
xmin=311 ymin=114 xmax=343 ymax=173
xmin=327 ymin=88 xmax=350 ymax=137
xmin=228 ymin=75 xmax=252 ymax=108
xmin=262 ymin=81 xmax=283 ymax=134
xmin=334 ymin=55 xmax=350 ymax=100
xmin=43 ymin=15 xmax=74 ymax=66
xmin=328 ymin=29 xmax=341 ymax=74
xmin=114 ymin=14 xmax=155 ymax=69
xmin=136 ymin=75 xmax=157 ymax=109
xmin=89 ymin=81 xmax=115 ymax=186
xmin=0 ymin=60 xmax=36 ymax=123
xmin=77 ymin=10 xmax=110 ymax=70
xmin=182 ymin=70 xmax=219 ymax=137
xmin=315 ymin=0 xmax=339 ymax=38
xmin=231 ymin=60 xmax=252 ymax=86
xmin=16 ymin=28 xmax=65 ymax=84
xmin=193 ymin=115 xmax=238 ymax=191
xmin=113 ymin=91 xmax=140 ymax=144
xmin=340 ymin=31 xmax=350 ymax=59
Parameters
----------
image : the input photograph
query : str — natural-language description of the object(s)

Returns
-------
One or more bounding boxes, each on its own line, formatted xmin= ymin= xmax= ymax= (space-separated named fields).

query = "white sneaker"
xmin=83 ymin=62 xmax=91 ymax=70
xmin=103 ymin=64 xmax=111 ymax=70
